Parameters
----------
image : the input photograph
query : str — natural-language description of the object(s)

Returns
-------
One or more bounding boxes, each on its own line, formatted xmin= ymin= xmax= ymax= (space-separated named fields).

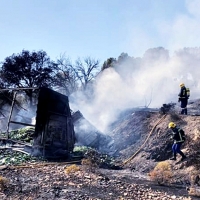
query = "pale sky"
xmin=1 ymin=0 xmax=199 ymax=65
xmin=2 ymin=0 xmax=200 ymax=132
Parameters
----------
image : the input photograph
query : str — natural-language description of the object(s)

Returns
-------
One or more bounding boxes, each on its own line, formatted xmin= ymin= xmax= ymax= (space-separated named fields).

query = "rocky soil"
xmin=0 ymin=163 xmax=196 ymax=200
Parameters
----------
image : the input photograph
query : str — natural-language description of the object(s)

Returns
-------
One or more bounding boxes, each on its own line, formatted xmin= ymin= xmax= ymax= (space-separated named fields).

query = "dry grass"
xmin=149 ymin=161 xmax=172 ymax=185
xmin=0 ymin=176 xmax=9 ymax=191
xmin=64 ymin=164 xmax=80 ymax=175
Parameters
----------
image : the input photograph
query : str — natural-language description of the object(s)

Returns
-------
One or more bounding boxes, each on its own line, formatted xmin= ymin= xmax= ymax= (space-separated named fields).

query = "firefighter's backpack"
xmin=186 ymin=88 xmax=190 ymax=98
xmin=178 ymin=129 xmax=186 ymax=142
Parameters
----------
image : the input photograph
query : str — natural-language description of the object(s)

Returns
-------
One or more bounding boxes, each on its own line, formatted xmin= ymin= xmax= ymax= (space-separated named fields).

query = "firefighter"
xmin=168 ymin=122 xmax=187 ymax=161
xmin=178 ymin=83 xmax=188 ymax=115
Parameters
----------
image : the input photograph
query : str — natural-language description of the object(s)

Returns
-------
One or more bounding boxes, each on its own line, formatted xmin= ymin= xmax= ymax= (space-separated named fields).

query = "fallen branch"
xmin=0 ymin=137 xmax=32 ymax=147
xmin=0 ymin=146 xmax=30 ymax=155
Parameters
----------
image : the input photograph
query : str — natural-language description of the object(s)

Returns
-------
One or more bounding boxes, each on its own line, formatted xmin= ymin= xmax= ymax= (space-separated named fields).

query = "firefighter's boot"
xmin=170 ymin=153 xmax=176 ymax=160
xmin=180 ymin=151 xmax=187 ymax=161
xmin=185 ymin=108 xmax=187 ymax=115
xmin=181 ymin=109 xmax=184 ymax=115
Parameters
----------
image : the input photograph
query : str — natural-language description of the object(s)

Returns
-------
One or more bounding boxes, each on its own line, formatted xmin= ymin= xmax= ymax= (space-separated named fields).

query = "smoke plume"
xmin=70 ymin=0 xmax=200 ymax=133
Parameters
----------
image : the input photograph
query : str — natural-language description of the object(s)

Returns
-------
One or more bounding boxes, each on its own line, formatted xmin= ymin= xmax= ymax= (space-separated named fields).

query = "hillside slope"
xmin=108 ymin=100 xmax=200 ymax=185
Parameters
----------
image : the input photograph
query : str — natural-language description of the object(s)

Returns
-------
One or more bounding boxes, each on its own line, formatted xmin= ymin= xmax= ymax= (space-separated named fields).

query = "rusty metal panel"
xmin=33 ymin=87 xmax=75 ymax=159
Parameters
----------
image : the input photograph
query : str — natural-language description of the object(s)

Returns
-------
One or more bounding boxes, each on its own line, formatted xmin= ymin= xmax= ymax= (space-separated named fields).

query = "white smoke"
xmin=69 ymin=0 xmax=200 ymax=133
xmin=70 ymin=50 xmax=200 ymax=133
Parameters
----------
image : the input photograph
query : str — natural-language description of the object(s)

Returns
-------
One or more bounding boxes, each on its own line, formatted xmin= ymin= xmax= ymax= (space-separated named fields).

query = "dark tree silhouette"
xmin=101 ymin=57 xmax=117 ymax=71
xmin=54 ymin=55 xmax=78 ymax=96
xmin=55 ymin=56 xmax=100 ymax=93
xmin=74 ymin=57 xmax=100 ymax=90
xmin=0 ymin=50 xmax=56 ymax=106
xmin=143 ymin=47 xmax=169 ymax=62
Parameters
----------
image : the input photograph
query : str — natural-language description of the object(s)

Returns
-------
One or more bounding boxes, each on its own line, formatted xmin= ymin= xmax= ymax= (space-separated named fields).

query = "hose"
xmin=121 ymin=114 xmax=167 ymax=166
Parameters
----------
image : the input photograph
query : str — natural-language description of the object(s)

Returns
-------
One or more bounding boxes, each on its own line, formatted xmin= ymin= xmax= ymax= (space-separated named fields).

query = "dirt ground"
xmin=0 ymin=163 xmax=197 ymax=200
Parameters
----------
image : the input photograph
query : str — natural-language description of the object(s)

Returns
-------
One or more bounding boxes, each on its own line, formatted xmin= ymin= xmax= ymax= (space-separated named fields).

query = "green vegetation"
xmin=0 ymin=150 xmax=36 ymax=165
xmin=9 ymin=126 xmax=35 ymax=143
xmin=0 ymin=127 xmax=44 ymax=166
xmin=73 ymin=146 xmax=92 ymax=155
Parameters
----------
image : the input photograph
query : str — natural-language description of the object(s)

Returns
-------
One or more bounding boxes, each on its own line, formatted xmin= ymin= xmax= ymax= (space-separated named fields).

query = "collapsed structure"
xmin=32 ymin=87 xmax=114 ymax=159
xmin=32 ymin=87 xmax=75 ymax=159
xmin=72 ymin=110 xmax=114 ymax=154
xmin=1 ymin=87 xmax=114 ymax=159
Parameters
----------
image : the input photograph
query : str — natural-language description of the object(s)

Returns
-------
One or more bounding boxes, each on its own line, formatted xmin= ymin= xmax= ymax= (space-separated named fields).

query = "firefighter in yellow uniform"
xmin=178 ymin=83 xmax=189 ymax=115
xmin=168 ymin=122 xmax=186 ymax=161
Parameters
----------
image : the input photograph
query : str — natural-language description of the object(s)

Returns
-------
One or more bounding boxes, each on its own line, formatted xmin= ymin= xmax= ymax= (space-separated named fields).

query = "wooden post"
xmin=6 ymin=91 xmax=17 ymax=139
xmin=10 ymin=121 xmax=35 ymax=127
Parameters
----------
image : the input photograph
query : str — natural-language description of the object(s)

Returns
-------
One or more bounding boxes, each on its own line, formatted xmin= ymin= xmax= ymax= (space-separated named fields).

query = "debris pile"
xmin=160 ymin=103 xmax=176 ymax=114
xmin=83 ymin=148 xmax=121 ymax=170
xmin=72 ymin=110 xmax=115 ymax=154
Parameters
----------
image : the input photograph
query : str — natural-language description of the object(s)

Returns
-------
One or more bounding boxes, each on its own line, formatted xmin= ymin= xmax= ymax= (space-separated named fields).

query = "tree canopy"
xmin=0 ymin=50 xmax=56 ymax=105
xmin=1 ymin=50 xmax=55 ymax=88
xmin=55 ymin=56 xmax=100 ymax=95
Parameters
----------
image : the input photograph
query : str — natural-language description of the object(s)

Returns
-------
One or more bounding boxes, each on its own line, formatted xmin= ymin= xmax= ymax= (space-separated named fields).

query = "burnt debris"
xmin=160 ymin=103 xmax=176 ymax=114
xmin=72 ymin=110 xmax=115 ymax=154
